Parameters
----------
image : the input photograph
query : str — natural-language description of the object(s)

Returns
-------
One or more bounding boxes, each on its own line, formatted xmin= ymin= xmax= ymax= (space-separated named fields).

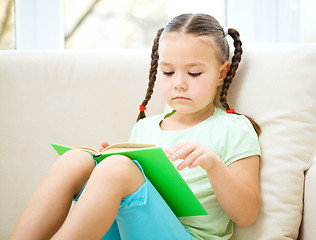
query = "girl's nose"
xmin=174 ymin=73 xmax=187 ymax=90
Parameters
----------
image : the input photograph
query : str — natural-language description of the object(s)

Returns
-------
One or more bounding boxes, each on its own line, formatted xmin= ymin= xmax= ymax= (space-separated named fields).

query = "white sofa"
xmin=0 ymin=43 xmax=315 ymax=239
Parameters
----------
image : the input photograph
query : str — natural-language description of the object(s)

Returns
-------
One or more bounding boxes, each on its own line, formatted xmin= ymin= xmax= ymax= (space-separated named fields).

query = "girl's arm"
xmin=207 ymin=155 xmax=260 ymax=227
xmin=166 ymin=141 xmax=260 ymax=227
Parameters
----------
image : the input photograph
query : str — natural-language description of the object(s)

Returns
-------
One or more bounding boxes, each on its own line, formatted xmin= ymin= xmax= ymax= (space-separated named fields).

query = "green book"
xmin=51 ymin=142 xmax=208 ymax=217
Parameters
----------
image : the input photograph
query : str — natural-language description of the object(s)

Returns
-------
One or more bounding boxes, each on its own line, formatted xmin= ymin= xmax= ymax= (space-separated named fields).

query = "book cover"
xmin=51 ymin=143 xmax=208 ymax=217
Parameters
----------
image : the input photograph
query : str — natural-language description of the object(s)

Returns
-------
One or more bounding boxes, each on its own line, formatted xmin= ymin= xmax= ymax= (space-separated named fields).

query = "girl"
xmin=10 ymin=13 xmax=261 ymax=240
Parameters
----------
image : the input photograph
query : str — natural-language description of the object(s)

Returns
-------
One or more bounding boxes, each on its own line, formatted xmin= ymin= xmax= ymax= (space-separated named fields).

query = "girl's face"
xmin=158 ymin=33 xmax=228 ymax=118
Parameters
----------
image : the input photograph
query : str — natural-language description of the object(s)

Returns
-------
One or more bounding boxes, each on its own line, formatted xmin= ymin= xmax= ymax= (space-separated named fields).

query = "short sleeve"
xmin=128 ymin=120 xmax=141 ymax=143
xmin=221 ymin=115 xmax=261 ymax=166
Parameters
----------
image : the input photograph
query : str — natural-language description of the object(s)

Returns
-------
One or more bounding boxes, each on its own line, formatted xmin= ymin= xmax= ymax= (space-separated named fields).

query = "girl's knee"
xmin=43 ymin=150 xmax=95 ymax=199
xmin=54 ymin=149 xmax=95 ymax=176
xmin=94 ymin=155 xmax=145 ymax=186
xmin=97 ymin=155 xmax=135 ymax=172
xmin=57 ymin=149 xmax=94 ymax=164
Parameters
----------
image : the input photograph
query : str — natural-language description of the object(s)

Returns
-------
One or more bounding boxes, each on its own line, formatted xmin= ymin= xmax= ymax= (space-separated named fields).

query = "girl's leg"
xmin=103 ymin=161 xmax=193 ymax=240
xmin=54 ymin=155 xmax=145 ymax=240
xmin=10 ymin=150 xmax=95 ymax=240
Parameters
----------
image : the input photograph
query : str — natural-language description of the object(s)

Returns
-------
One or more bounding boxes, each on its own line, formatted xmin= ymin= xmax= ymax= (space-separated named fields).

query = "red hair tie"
xmin=226 ymin=108 xmax=235 ymax=114
xmin=139 ymin=105 xmax=147 ymax=111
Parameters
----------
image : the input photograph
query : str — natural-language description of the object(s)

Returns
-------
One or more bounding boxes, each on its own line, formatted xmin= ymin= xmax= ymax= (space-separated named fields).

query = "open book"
xmin=51 ymin=142 xmax=156 ymax=160
xmin=51 ymin=142 xmax=208 ymax=217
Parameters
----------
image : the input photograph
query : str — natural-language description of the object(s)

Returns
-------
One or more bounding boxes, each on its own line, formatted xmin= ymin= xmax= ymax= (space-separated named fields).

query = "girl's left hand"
xmin=165 ymin=141 xmax=220 ymax=171
xmin=99 ymin=141 xmax=110 ymax=152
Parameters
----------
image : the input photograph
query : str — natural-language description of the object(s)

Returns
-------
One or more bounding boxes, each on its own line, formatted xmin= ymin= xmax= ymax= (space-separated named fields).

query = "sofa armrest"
xmin=299 ymin=158 xmax=316 ymax=240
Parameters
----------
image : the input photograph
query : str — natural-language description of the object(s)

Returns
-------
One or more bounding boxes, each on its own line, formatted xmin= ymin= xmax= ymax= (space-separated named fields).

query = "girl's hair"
xmin=137 ymin=13 xmax=261 ymax=136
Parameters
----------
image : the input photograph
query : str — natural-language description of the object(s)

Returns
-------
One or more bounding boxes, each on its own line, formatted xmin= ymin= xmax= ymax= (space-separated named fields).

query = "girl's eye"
xmin=163 ymin=72 xmax=174 ymax=76
xmin=189 ymin=72 xmax=202 ymax=78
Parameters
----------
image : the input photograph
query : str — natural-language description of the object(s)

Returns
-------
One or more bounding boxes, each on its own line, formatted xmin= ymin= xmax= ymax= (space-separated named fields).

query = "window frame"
xmin=15 ymin=0 xmax=64 ymax=49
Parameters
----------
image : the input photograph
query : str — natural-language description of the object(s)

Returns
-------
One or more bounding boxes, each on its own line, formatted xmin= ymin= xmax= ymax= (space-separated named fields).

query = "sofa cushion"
xmin=216 ymin=43 xmax=316 ymax=239
xmin=0 ymin=49 xmax=165 ymax=238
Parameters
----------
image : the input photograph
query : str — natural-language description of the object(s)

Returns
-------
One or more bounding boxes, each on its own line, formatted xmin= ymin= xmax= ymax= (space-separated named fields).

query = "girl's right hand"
xmin=99 ymin=141 xmax=110 ymax=152
xmin=165 ymin=141 xmax=220 ymax=171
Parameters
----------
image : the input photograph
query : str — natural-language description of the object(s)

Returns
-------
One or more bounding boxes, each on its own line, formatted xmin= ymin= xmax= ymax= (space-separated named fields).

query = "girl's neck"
xmin=160 ymin=105 xmax=216 ymax=131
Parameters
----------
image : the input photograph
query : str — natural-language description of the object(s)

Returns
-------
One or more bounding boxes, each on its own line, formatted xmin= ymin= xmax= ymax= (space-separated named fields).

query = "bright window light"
xmin=64 ymin=0 xmax=226 ymax=49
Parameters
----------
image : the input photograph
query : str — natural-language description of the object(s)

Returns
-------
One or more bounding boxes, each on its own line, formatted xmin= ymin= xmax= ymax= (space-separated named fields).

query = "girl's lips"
xmin=173 ymin=96 xmax=190 ymax=100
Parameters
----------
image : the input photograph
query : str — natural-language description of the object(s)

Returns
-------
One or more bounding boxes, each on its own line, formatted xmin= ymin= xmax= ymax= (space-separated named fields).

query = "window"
xmin=10 ymin=0 xmax=316 ymax=50
xmin=302 ymin=0 xmax=316 ymax=42
xmin=64 ymin=0 xmax=226 ymax=49
xmin=0 ymin=0 xmax=15 ymax=50
xmin=227 ymin=0 xmax=316 ymax=43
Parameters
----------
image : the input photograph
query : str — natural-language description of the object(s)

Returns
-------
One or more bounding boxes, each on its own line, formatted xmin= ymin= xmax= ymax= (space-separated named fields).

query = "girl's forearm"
xmin=206 ymin=157 xmax=260 ymax=227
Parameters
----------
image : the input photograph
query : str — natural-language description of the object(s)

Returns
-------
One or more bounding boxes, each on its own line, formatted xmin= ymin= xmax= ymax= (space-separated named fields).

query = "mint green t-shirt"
xmin=129 ymin=107 xmax=261 ymax=240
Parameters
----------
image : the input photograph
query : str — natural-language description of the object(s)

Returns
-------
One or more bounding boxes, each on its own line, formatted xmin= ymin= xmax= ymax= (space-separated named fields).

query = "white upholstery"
xmin=0 ymin=43 xmax=315 ymax=239
xmin=224 ymin=43 xmax=316 ymax=239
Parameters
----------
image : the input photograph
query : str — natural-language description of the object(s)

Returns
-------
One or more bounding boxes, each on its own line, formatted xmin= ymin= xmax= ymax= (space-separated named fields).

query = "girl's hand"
xmin=165 ymin=141 xmax=220 ymax=171
xmin=99 ymin=141 xmax=110 ymax=152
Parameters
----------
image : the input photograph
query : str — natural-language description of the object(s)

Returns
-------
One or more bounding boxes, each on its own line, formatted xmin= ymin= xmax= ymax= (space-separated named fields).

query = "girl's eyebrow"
xmin=159 ymin=61 xmax=206 ymax=67
xmin=159 ymin=61 xmax=173 ymax=66
xmin=187 ymin=62 xmax=206 ymax=67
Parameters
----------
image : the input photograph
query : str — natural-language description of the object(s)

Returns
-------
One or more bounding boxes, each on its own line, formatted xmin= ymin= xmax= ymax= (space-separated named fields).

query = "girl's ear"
xmin=218 ymin=61 xmax=230 ymax=86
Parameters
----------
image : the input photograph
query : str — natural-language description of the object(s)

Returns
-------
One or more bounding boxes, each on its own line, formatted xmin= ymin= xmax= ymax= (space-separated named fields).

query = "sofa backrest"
xmin=1 ymin=43 xmax=316 ymax=239
xmin=0 ymin=49 xmax=165 ymax=238
xmin=221 ymin=43 xmax=316 ymax=239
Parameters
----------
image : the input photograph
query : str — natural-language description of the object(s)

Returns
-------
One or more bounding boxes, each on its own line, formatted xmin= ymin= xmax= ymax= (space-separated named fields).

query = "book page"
xmin=101 ymin=142 xmax=156 ymax=154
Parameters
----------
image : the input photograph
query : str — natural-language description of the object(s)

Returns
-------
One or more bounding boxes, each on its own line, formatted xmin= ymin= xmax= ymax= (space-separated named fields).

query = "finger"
xmin=188 ymin=155 xmax=205 ymax=169
xmin=101 ymin=141 xmax=109 ymax=148
xmin=164 ymin=149 xmax=171 ymax=158
xmin=168 ymin=141 xmax=188 ymax=157
xmin=170 ymin=142 xmax=196 ymax=161
xmin=99 ymin=141 xmax=110 ymax=152
xmin=166 ymin=142 xmax=187 ymax=161
xmin=177 ymin=149 xmax=203 ymax=170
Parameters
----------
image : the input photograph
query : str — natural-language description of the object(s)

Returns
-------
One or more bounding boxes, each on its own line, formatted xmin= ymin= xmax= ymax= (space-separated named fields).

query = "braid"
xmin=219 ymin=28 xmax=242 ymax=111
xmin=137 ymin=28 xmax=164 ymax=122
xmin=219 ymin=29 xmax=261 ymax=135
